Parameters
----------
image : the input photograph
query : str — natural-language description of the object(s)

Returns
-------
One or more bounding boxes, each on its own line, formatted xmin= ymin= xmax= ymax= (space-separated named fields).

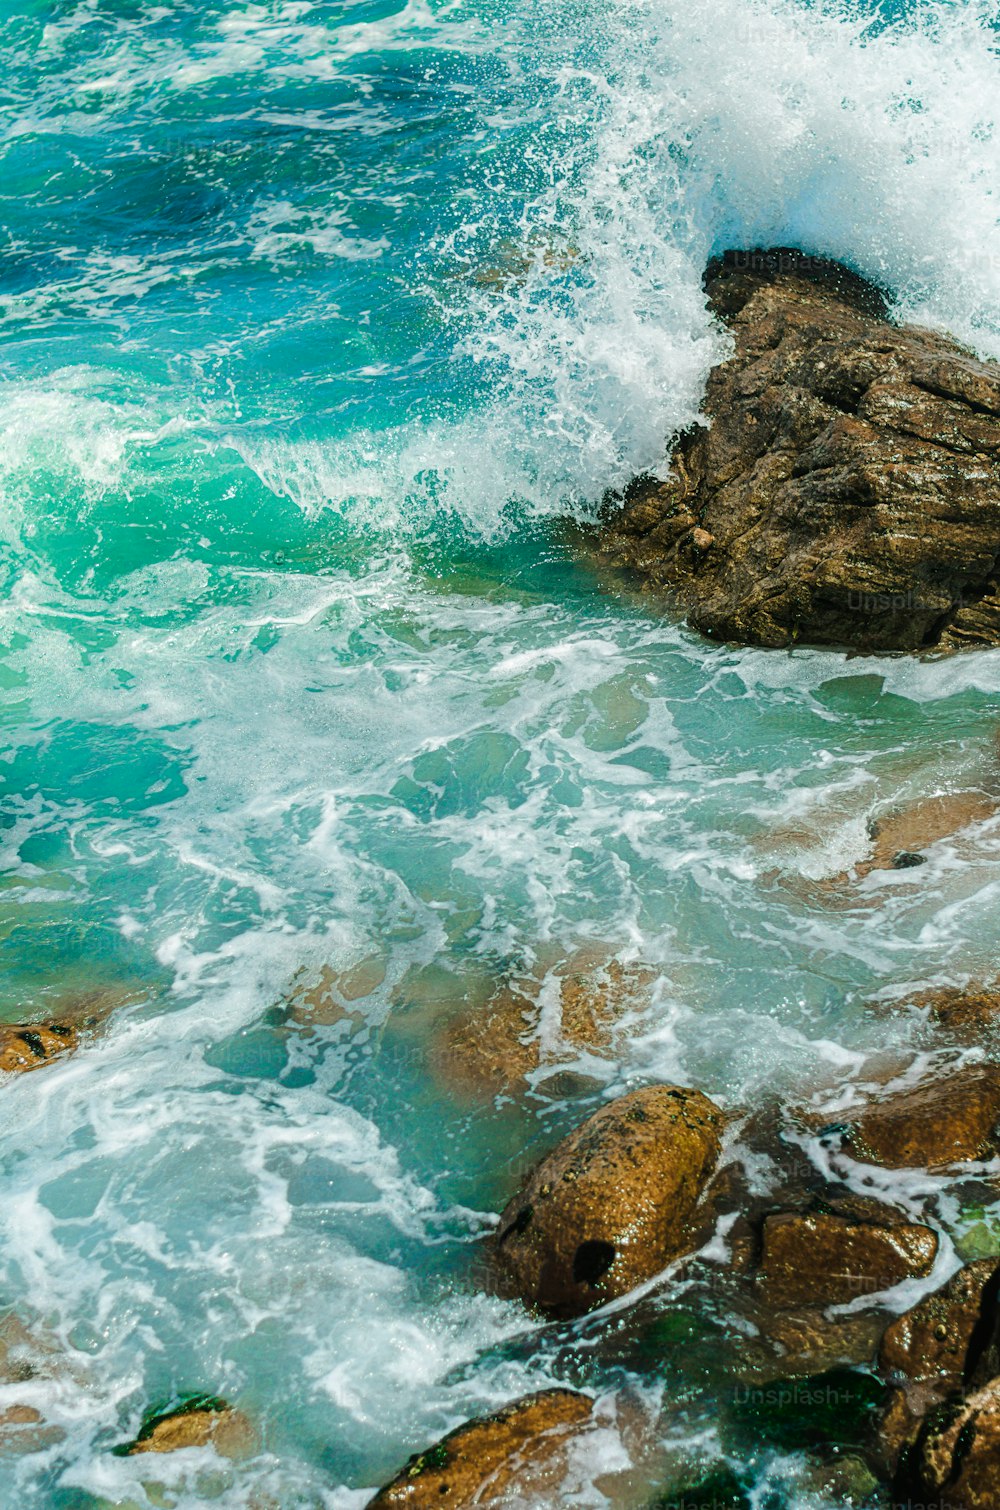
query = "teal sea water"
xmin=3 ymin=0 xmax=1000 ymax=1503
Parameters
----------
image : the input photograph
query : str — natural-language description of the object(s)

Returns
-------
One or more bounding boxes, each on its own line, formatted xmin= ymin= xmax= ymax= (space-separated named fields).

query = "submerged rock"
xmin=490 ymin=1085 xmax=724 ymax=1318
xmin=434 ymin=955 xmax=649 ymax=1097
xmin=795 ymin=1453 xmax=880 ymax=1506
xmin=367 ymin=1389 xmax=594 ymax=1508
xmin=600 ymin=248 xmax=1000 ymax=652
xmin=0 ymin=985 xmax=143 ymax=1077
xmin=897 ymin=1376 xmax=1000 ymax=1509
xmin=0 ymin=1022 xmax=77 ymax=1074
xmin=857 ymin=791 xmax=997 ymax=877
xmin=753 ymin=1209 xmax=938 ymax=1311
xmin=912 ymin=982 xmax=1000 ymax=1038
xmin=830 ymin=1065 xmax=1000 ymax=1169
xmin=0 ymin=1315 xmax=66 ymax=1456
xmin=286 ymin=956 xmax=386 ymax=1029
xmin=122 ymin=1397 xmax=256 ymax=1458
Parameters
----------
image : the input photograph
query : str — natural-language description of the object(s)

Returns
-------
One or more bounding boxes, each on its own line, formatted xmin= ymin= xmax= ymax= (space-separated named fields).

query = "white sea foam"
xmin=205 ymin=0 xmax=1000 ymax=538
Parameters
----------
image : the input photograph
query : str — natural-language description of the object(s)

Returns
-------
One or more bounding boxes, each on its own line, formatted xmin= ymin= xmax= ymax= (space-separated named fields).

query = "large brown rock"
xmin=897 ymin=1376 xmax=1000 ymax=1508
xmin=753 ymin=1210 xmax=938 ymax=1310
xmin=601 ymin=248 xmax=1000 ymax=652
xmin=832 ymin=1066 xmax=1000 ymax=1169
xmin=367 ymin=1390 xmax=594 ymax=1508
xmin=490 ymin=1085 xmax=724 ymax=1318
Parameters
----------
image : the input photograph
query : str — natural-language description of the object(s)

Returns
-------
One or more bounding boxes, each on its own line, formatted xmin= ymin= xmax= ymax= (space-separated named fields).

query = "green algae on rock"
xmin=117 ymin=1394 xmax=256 ymax=1459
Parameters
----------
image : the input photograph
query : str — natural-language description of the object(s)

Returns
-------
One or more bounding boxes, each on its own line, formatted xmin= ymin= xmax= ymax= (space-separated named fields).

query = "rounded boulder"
xmin=490 ymin=1085 xmax=724 ymax=1318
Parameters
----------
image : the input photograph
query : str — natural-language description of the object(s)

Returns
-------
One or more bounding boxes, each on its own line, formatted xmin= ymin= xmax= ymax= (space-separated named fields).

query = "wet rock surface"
xmin=879 ymin=1258 xmax=1000 ymax=1389
xmin=367 ymin=1389 xmax=594 ymax=1508
xmin=123 ymin=1397 xmax=256 ymax=1458
xmin=0 ymin=1022 xmax=78 ymax=1074
xmin=857 ymin=791 xmax=997 ymax=877
xmin=599 ymin=248 xmax=1000 ymax=652
xmin=830 ymin=1065 xmax=1000 ymax=1169
xmin=490 ymin=1085 xmax=724 ymax=1318
xmin=896 ymin=1375 xmax=1000 ymax=1509
xmin=752 ymin=1208 xmax=938 ymax=1310
xmin=913 ymin=982 xmax=1000 ymax=1038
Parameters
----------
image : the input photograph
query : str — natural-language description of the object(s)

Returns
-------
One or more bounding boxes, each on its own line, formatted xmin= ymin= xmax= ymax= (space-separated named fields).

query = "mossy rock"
xmin=115 ymin=1393 xmax=255 ymax=1459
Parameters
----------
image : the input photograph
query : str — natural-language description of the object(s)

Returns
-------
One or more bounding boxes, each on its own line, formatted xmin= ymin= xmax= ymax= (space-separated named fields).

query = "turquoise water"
xmin=3 ymin=0 xmax=1000 ymax=1504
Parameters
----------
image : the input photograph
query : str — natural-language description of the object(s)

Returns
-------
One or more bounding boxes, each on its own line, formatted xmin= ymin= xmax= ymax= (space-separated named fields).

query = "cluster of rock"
xmin=597 ymin=248 xmax=1000 ymax=653
xmin=365 ymin=971 xmax=1000 ymax=1508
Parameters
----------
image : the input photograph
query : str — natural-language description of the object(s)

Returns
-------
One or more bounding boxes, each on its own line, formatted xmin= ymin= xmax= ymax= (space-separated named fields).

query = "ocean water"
xmin=2 ymin=0 xmax=1000 ymax=1504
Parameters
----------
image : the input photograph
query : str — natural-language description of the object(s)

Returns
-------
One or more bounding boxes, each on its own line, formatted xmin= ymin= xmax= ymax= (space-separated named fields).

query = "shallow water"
xmin=3 ymin=0 xmax=1000 ymax=1504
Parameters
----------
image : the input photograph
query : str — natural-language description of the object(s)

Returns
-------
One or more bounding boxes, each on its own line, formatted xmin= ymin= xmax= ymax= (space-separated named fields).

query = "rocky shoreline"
xmin=4 ymin=250 xmax=1000 ymax=1507
xmin=365 ymin=999 xmax=1000 ymax=1507
xmin=9 ymin=947 xmax=1000 ymax=1505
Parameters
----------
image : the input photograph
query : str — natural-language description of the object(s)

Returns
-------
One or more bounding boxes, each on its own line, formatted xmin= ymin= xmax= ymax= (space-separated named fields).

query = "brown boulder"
xmin=367 ymin=1389 xmax=594 ymax=1508
xmin=490 ymin=1085 xmax=724 ymax=1318
xmin=600 ymin=247 xmax=1000 ymax=652
xmin=0 ymin=1023 xmax=78 ymax=1075
xmin=753 ymin=1210 xmax=938 ymax=1311
xmin=898 ymin=1376 xmax=1000 ymax=1509
xmin=832 ymin=1066 xmax=1000 ymax=1169
xmin=879 ymin=1259 xmax=1000 ymax=1388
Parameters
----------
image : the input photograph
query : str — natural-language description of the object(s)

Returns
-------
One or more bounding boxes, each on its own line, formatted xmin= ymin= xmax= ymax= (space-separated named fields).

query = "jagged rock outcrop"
xmin=601 ymin=248 xmax=1000 ymax=652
